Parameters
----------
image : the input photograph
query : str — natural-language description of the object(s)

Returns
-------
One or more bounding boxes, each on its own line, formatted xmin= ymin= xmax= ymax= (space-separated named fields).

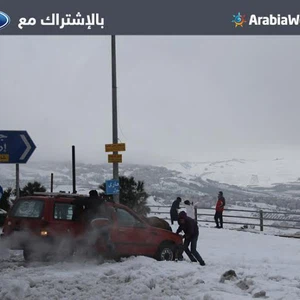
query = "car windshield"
xmin=115 ymin=208 xmax=143 ymax=227
xmin=10 ymin=199 xmax=44 ymax=219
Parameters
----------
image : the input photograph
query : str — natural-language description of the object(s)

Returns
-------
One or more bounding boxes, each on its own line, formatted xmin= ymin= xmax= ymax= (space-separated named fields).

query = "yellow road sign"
xmin=105 ymin=143 xmax=126 ymax=152
xmin=108 ymin=154 xmax=122 ymax=163
xmin=0 ymin=154 xmax=9 ymax=162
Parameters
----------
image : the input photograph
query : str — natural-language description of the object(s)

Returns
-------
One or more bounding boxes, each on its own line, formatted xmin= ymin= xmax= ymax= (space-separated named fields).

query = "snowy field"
xmin=1 ymin=224 xmax=300 ymax=300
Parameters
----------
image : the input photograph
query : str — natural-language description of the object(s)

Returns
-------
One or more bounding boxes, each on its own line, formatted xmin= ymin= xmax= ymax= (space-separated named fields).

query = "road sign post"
xmin=50 ymin=173 xmax=54 ymax=193
xmin=16 ymin=164 xmax=20 ymax=198
xmin=111 ymin=35 xmax=119 ymax=203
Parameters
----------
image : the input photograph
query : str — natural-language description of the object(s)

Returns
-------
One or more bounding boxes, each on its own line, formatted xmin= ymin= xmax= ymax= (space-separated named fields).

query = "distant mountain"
xmin=1 ymin=159 xmax=300 ymax=210
xmin=0 ymin=161 xmax=206 ymax=203
xmin=162 ymin=158 xmax=300 ymax=187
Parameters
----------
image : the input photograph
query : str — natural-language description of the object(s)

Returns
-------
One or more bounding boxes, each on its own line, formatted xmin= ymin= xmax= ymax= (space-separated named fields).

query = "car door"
xmin=111 ymin=207 xmax=154 ymax=256
xmin=49 ymin=201 xmax=84 ymax=237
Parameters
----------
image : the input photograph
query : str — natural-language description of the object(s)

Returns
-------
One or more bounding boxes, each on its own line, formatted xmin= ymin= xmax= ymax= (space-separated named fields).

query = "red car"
xmin=1 ymin=194 xmax=183 ymax=262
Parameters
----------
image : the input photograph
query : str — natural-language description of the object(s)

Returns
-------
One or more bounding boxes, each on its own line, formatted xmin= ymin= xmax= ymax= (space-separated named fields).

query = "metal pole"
xmin=50 ymin=173 xmax=53 ymax=192
xmin=259 ymin=209 xmax=264 ymax=231
xmin=16 ymin=164 xmax=20 ymax=198
xmin=72 ymin=145 xmax=76 ymax=194
xmin=111 ymin=35 xmax=119 ymax=203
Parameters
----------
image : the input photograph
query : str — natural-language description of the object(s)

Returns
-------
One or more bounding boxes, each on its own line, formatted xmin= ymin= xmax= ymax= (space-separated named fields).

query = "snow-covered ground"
xmin=1 ymin=224 xmax=300 ymax=300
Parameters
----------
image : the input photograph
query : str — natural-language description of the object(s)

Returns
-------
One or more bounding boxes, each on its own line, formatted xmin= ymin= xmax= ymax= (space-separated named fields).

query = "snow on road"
xmin=1 ymin=226 xmax=300 ymax=300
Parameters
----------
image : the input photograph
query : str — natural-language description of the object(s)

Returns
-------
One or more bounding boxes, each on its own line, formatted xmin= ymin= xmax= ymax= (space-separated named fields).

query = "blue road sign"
xmin=0 ymin=131 xmax=36 ymax=164
xmin=0 ymin=186 xmax=3 ymax=199
xmin=106 ymin=179 xmax=120 ymax=195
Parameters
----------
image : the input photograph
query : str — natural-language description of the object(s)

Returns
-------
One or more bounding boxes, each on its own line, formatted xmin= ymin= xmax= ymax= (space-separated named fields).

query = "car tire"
xmin=23 ymin=248 xmax=31 ymax=261
xmin=23 ymin=248 xmax=38 ymax=262
xmin=155 ymin=242 xmax=175 ymax=261
xmin=23 ymin=248 xmax=48 ymax=262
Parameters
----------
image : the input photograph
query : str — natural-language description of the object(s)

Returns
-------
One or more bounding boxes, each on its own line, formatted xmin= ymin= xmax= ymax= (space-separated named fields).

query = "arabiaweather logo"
xmin=0 ymin=11 xmax=10 ymax=30
xmin=232 ymin=12 xmax=247 ymax=27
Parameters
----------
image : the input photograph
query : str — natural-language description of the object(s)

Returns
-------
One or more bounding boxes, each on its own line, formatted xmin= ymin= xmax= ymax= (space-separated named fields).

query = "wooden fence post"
xmin=260 ymin=210 xmax=264 ymax=231
xmin=194 ymin=207 xmax=198 ymax=223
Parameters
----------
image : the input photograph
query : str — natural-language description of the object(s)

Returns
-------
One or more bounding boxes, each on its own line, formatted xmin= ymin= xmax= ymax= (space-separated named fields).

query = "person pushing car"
xmin=176 ymin=211 xmax=205 ymax=266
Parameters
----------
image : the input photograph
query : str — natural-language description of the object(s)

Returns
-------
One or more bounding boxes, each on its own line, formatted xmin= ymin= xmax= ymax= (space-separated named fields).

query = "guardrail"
xmin=148 ymin=205 xmax=300 ymax=232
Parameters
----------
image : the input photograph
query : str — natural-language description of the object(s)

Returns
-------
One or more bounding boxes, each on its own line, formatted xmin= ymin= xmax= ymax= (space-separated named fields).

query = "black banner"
xmin=1 ymin=0 xmax=300 ymax=35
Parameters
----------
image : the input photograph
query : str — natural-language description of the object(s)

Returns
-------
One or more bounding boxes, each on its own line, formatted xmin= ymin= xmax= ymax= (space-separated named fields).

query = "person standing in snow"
xmin=183 ymin=200 xmax=199 ymax=220
xmin=214 ymin=191 xmax=225 ymax=228
xmin=170 ymin=197 xmax=181 ymax=225
xmin=176 ymin=211 xmax=205 ymax=266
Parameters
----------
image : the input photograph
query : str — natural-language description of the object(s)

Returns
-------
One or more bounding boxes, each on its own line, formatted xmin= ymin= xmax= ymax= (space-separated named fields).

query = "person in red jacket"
xmin=214 ymin=191 xmax=225 ymax=228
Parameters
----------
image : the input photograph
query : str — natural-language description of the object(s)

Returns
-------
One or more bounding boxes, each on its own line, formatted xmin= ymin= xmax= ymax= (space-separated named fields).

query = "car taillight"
xmin=40 ymin=230 xmax=48 ymax=236
xmin=40 ymin=221 xmax=49 ymax=236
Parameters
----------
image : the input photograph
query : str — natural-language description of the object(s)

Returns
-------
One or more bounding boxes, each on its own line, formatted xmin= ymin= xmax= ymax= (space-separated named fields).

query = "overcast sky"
xmin=1 ymin=36 xmax=300 ymax=165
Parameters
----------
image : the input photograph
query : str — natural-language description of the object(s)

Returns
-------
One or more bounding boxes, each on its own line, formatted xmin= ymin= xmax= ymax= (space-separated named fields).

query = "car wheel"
xmin=23 ymin=248 xmax=40 ymax=262
xmin=23 ymin=248 xmax=32 ymax=261
xmin=23 ymin=248 xmax=48 ymax=262
xmin=156 ymin=242 xmax=175 ymax=261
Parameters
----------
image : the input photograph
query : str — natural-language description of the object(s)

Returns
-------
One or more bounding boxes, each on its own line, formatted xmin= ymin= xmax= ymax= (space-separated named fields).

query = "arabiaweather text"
xmin=249 ymin=14 xmax=300 ymax=26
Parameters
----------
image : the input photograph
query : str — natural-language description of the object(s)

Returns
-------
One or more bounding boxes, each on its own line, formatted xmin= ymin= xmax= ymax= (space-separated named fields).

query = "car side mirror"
xmin=90 ymin=218 xmax=110 ymax=228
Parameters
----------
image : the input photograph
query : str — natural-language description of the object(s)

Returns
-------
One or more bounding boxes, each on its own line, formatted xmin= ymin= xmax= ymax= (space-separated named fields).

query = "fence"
xmin=148 ymin=205 xmax=300 ymax=232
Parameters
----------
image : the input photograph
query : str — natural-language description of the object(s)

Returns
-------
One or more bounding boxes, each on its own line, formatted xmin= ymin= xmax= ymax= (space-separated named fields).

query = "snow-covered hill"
xmin=2 ymin=158 xmax=300 ymax=210
xmin=0 ymin=161 xmax=207 ymax=203
xmin=163 ymin=158 xmax=300 ymax=188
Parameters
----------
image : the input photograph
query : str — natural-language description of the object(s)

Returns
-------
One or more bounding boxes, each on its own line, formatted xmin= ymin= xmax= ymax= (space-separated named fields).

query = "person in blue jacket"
xmin=176 ymin=211 xmax=205 ymax=266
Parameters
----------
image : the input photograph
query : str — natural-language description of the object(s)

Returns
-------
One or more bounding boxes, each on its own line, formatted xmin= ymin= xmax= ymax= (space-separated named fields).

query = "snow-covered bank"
xmin=1 ymin=227 xmax=300 ymax=299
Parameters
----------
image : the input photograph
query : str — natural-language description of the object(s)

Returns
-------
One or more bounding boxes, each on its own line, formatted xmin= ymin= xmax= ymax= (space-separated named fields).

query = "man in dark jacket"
xmin=214 ymin=191 xmax=225 ymax=228
xmin=176 ymin=211 xmax=205 ymax=266
xmin=170 ymin=197 xmax=181 ymax=225
xmin=72 ymin=190 xmax=115 ymax=256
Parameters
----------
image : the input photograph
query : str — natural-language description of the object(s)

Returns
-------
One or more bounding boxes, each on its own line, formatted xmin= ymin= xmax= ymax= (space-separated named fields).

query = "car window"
xmin=11 ymin=199 xmax=44 ymax=219
xmin=115 ymin=208 xmax=142 ymax=227
xmin=54 ymin=203 xmax=77 ymax=221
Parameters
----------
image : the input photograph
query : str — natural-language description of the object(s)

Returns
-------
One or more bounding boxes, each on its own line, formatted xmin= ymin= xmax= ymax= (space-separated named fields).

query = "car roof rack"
xmin=33 ymin=192 xmax=89 ymax=197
